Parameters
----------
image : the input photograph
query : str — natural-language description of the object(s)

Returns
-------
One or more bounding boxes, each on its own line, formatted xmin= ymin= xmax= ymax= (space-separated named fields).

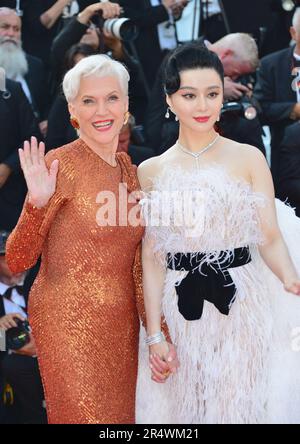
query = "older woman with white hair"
xmin=5 ymin=54 xmax=174 ymax=424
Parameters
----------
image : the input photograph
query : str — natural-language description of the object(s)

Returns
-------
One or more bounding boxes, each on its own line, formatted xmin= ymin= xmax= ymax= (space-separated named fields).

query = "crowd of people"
xmin=0 ymin=0 xmax=300 ymax=424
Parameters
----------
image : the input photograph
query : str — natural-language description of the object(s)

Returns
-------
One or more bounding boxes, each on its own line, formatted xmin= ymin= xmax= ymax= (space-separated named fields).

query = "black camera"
xmin=221 ymin=74 xmax=260 ymax=121
xmin=221 ymin=99 xmax=258 ymax=121
xmin=6 ymin=318 xmax=31 ymax=351
xmin=91 ymin=12 xmax=138 ymax=42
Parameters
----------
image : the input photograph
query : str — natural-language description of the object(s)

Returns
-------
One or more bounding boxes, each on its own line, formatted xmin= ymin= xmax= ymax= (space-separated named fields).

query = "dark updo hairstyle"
xmin=164 ymin=42 xmax=224 ymax=96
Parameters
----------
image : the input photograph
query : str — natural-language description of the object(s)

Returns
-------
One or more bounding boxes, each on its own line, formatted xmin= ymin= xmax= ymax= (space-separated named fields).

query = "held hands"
xmin=19 ymin=136 xmax=59 ymax=209
xmin=149 ymin=342 xmax=180 ymax=383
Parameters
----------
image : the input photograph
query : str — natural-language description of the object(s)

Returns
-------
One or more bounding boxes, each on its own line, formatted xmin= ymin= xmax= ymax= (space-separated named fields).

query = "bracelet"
xmin=145 ymin=331 xmax=166 ymax=346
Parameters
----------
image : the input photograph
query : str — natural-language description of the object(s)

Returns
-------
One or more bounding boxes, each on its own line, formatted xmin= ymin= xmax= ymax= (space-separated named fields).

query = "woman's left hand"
xmin=284 ymin=277 xmax=300 ymax=296
xmin=149 ymin=342 xmax=180 ymax=383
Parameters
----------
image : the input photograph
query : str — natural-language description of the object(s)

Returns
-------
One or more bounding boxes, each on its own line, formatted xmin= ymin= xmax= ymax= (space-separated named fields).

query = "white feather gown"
xmin=136 ymin=165 xmax=300 ymax=424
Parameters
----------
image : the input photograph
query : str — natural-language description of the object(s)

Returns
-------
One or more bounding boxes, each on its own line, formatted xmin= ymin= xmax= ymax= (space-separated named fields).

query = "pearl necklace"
xmin=176 ymin=133 xmax=220 ymax=159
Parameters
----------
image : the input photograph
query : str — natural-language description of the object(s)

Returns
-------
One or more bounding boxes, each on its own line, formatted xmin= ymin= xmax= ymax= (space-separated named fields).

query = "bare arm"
xmin=247 ymin=146 xmax=300 ymax=295
xmin=40 ymin=0 xmax=71 ymax=29
xmin=142 ymin=236 xmax=167 ymax=337
xmin=138 ymin=160 xmax=179 ymax=381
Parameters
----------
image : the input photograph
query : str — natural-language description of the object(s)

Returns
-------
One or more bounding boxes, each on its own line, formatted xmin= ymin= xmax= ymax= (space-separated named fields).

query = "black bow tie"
xmin=1 ymin=285 xmax=25 ymax=300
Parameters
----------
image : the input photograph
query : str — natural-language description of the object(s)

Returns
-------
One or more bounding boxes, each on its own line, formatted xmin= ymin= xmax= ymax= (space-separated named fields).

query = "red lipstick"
xmin=193 ymin=116 xmax=210 ymax=123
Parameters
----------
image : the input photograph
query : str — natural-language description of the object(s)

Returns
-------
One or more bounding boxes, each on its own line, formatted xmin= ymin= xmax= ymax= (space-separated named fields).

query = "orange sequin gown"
xmin=6 ymin=139 xmax=149 ymax=424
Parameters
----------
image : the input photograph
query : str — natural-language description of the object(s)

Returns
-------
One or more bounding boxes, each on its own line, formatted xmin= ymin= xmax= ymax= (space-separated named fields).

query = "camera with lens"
xmin=91 ymin=11 xmax=138 ymax=42
xmin=221 ymin=74 xmax=260 ymax=121
xmin=5 ymin=318 xmax=31 ymax=351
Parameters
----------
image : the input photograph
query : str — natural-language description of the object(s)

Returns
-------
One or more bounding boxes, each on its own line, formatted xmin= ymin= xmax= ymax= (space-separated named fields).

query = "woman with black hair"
xmin=136 ymin=43 xmax=300 ymax=424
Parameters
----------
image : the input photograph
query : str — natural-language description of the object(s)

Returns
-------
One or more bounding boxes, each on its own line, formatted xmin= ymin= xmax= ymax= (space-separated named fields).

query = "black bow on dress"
xmin=166 ymin=247 xmax=251 ymax=321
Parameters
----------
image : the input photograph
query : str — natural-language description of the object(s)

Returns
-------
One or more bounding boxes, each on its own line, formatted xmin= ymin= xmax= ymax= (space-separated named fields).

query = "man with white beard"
xmin=0 ymin=7 xmax=49 ymax=136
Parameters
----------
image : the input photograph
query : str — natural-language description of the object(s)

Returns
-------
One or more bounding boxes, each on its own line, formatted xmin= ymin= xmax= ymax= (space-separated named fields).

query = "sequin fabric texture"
xmin=6 ymin=139 xmax=145 ymax=424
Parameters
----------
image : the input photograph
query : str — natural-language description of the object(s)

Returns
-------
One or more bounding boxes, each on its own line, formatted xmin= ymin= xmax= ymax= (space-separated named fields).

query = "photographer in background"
xmin=277 ymin=121 xmax=300 ymax=216
xmin=254 ymin=6 xmax=300 ymax=185
xmin=51 ymin=1 xmax=122 ymax=62
xmin=120 ymin=0 xmax=188 ymax=89
xmin=18 ymin=1 xmax=96 ymax=66
xmin=0 ymin=231 xmax=46 ymax=424
xmin=50 ymin=2 xmax=138 ymax=100
xmin=145 ymin=33 xmax=265 ymax=154
xmin=119 ymin=0 xmax=188 ymax=122
xmin=0 ymin=78 xmax=41 ymax=233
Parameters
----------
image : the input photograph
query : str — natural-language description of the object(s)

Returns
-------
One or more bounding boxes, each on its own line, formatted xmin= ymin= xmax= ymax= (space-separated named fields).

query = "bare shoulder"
xmin=137 ymin=150 xmax=170 ymax=190
xmin=238 ymin=143 xmax=266 ymax=162
xmin=237 ymin=143 xmax=269 ymax=176
xmin=222 ymin=138 xmax=268 ymax=170
xmin=137 ymin=156 xmax=161 ymax=190
xmin=232 ymin=142 xmax=273 ymax=191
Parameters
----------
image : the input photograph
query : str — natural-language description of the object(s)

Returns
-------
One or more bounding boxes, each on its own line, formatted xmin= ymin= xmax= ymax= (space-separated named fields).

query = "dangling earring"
xmin=70 ymin=116 xmax=80 ymax=129
xmin=123 ymin=111 xmax=130 ymax=125
xmin=175 ymin=115 xmax=179 ymax=122
xmin=165 ymin=107 xmax=170 ymax=119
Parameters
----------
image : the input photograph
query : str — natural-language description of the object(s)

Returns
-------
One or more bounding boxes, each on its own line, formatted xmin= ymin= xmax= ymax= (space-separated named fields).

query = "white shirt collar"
xmin=294 ymin=52 xmax=300 ymax=61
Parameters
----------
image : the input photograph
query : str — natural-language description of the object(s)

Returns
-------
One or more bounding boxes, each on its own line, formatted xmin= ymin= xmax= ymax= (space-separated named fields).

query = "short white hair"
xmin=62 ymin=54 xmax=130 ymax=103
xmin=0 ymin=7 xmax=17 ymax=17
xmin=216 ymin=33 xmax=259 ymax=71
xmin=292 ymin=7 xmax=300 ymax=29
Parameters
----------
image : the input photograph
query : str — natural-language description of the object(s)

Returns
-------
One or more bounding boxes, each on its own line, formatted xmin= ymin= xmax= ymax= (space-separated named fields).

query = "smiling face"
xmin=68 ymin=75 xmax=128 ymax=148
xmin=167 ymin=68 xmax=223 ymax=134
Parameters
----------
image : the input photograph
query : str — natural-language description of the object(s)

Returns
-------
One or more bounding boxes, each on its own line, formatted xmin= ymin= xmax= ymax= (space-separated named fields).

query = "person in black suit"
xmin=0 ymin=232 xmax=46 ymax=424
xmin=120 ymin=0 xmax=188 ymax=88
xmin=145 ymin=34 xmax=264 ymax=154
xmin=49 ymin=2 xmax=132 ymax=99
xmin=0 ymin=78 xmax=40 ymax=232
xmin=254 ymin=7 xmax=300 ymax=184
xmin=0 ymin=7 xmax=50 ymax=135
xmin=119 ymin=0 xmax=188 ymax=121
xmin=277 ymin=121 xmax=300 ymax=216
xmin=18 ymin=1 xmax=93 ymax=66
